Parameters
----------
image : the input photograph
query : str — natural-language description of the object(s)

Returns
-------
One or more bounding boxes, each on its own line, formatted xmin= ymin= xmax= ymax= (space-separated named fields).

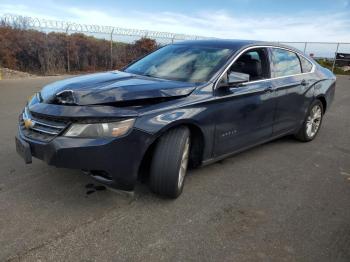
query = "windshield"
xmin=124 ymin=45 xmax=234 ymax=83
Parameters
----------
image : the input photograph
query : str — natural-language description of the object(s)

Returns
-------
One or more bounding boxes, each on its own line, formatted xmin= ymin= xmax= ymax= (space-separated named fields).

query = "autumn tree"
xmin=0 ymin=23 xmax=159 ymax=75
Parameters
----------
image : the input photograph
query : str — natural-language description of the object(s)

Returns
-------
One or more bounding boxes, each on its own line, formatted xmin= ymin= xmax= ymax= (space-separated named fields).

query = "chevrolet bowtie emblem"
xmin=24 ymin=118 xmax=34 ymax=129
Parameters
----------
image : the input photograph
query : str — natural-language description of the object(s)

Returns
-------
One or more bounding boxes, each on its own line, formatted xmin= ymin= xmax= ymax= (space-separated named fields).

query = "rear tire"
xmin=295 ymin=100 xmax=323 ymax=142
xmin=149 ymin=127 xmax=190 ymax=198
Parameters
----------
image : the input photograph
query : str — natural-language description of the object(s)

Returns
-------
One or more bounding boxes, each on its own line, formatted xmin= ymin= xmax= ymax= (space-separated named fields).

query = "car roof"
xmin=174 ymin=39 xmax=301 ymax=54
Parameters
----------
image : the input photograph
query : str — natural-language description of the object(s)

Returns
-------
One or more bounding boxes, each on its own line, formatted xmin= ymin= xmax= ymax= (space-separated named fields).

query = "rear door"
xmin=269 ymin=48 xmax=309 ymax=135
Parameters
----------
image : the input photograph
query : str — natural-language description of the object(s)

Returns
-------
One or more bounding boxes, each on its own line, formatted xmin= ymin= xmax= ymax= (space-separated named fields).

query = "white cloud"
xmin=0 ymin=3 xmax=62 ymax=20
xmin=1 ymin=3 xmax=349 ymax=42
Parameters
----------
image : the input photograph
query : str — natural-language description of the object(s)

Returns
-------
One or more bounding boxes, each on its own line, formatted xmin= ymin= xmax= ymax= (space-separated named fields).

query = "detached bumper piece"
xmin=15 ymin=135 xmax=32 ymax=164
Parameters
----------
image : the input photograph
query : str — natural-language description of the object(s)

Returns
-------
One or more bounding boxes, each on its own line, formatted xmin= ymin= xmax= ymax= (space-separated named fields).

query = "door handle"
xmin=264 ymin=86 xmax=274 ymax=93
xmin=301 ymin=79 xmax=309 ymax=86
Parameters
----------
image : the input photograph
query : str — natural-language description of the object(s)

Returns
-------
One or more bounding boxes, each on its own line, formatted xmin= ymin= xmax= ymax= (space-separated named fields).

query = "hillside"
xmin=0 ymin=67 xmax=35 ymax=80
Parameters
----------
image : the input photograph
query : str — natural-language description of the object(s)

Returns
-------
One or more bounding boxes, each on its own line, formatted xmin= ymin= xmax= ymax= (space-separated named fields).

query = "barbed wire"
xmin=1 ymin=13 xmax=212 ymax=41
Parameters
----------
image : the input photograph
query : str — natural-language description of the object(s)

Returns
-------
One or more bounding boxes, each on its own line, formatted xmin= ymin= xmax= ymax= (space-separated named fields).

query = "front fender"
xmin=135 ymin=105 xmax=216 ymax=161
xmin=135 ymin=107 xmax=206 ymax=134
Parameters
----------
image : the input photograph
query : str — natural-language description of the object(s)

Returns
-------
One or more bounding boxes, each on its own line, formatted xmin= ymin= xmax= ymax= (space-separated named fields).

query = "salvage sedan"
xmin=15 ymin=40 xmax=336 ymax=198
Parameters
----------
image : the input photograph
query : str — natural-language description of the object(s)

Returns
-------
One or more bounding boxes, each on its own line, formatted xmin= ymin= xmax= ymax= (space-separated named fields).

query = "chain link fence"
xmin=1 ymin=14 xmax=350 ymax=74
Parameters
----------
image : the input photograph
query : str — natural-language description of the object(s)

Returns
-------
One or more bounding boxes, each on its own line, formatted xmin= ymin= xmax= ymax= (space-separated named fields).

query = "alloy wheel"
xmin=178 ymin=137 xmax=190 ymax=189
xmin=306 ymin=104 xmax=322 ymax=138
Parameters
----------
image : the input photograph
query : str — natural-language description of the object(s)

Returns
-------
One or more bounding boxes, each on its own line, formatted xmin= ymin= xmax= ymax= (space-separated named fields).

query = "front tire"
xmin=295 ymin=100 xmax=324 ymax=142
xmin=149 ymin=127 xmax=190 ymax=198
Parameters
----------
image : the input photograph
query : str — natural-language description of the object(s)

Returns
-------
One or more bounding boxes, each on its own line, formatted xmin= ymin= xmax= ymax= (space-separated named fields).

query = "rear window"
xmin=271 ymin=48 xmax=302 ymax=77
xmin=299 ymin=55 xmax=313 ymax=73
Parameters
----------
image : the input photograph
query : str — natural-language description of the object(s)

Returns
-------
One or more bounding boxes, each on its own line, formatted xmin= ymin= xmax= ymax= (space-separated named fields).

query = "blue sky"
xmin=0 ymin=0 xmax=349 ymax=41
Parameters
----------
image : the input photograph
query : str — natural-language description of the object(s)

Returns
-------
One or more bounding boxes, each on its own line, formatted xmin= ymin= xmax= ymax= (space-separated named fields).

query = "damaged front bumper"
xmin=16 ymin=105 xmax=154 ymax=191
xmin=16 ymin=128 xmax=153 ymax=191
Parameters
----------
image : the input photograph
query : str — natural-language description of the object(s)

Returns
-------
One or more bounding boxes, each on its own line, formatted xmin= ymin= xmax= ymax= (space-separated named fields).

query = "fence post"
xmin=331 ymin=43 xmax=340 ymax=73
xmin=65 ymin=25 xmax=70 ymax=73
xmin=110 ymin=28 xmax=114 ymax=69
xmin=303 ymin=42 xmax=307 ymax=54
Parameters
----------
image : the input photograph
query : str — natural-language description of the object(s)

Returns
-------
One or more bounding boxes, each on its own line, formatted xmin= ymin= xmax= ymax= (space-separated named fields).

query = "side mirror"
xmin=219 ymin=71 xmax=250 ymax=88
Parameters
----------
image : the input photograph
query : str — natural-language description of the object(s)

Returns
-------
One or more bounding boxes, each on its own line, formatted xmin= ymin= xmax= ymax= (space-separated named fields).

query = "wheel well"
xmin=317 ymin=96 xmax=327 ymax=113
xmin=186 ymin=124 xmax=205 ymax=168
xmin=137 ymin=123 xmax=205 ymax=181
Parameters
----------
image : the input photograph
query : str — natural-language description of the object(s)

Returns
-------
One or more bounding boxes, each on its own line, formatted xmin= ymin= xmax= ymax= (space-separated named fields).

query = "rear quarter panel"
xmin=313 ymin=65 xmax=336 ymax=110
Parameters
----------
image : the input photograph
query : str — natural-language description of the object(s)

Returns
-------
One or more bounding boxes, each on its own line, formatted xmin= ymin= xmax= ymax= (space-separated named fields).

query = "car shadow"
xmin=134 ymin=135 xmax=301 ymax=199
xmin=6 ymin=134 xmax=301 ymax=205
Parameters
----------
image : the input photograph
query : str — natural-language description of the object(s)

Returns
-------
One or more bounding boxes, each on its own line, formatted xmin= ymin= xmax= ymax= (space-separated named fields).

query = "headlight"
xmin=64 ymin=119 xmax=135 ymax=138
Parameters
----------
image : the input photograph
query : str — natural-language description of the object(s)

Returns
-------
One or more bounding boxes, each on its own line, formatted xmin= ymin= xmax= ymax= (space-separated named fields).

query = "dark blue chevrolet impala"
xmin=15 ymin=40 xmax=336 ymax=198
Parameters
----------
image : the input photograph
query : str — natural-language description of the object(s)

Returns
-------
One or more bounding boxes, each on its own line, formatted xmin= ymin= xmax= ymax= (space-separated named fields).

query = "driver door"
xmin=213 ymin=48 xmax=276 ymax=157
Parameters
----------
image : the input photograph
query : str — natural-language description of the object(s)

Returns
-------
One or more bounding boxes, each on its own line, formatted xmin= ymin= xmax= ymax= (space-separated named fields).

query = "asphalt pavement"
xmin=0 ymin=75 xmax=349 ymax=262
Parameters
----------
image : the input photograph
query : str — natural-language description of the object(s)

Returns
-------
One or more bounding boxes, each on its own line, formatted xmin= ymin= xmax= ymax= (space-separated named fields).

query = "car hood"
xmin=40 ymin=71 xmax=197 ymax=106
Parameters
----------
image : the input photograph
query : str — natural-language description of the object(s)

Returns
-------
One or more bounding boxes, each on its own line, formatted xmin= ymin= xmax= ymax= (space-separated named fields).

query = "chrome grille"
xmin=19 ymin=108 xmax=68 ymax=142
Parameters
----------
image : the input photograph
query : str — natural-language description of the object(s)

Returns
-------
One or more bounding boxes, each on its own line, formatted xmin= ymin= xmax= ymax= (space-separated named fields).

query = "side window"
xmin=271 ymin=49 xmax=302 ymax=77
xmin=299 ymin=55 xmax=313 ymax=73
xmin=229 ymin=48 xmax=270 ymax=81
